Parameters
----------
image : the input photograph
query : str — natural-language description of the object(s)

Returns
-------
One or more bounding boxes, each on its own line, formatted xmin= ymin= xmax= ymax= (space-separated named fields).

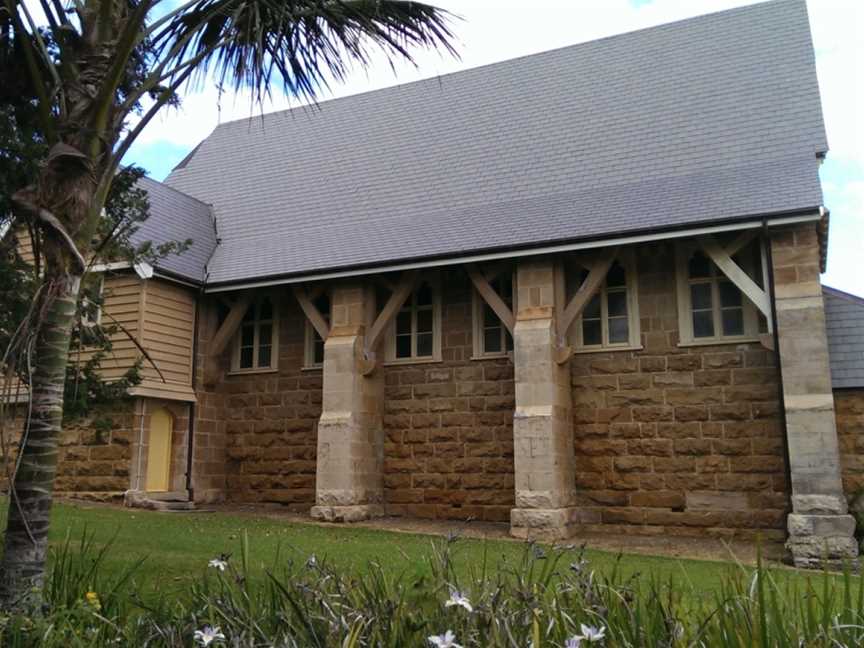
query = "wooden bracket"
xmin=559 ymin=246 xmax=620 ymax=336
xmin=699 ymin=236 xmax=771 ymax=321
xmin=466 ymin=263 xmax=515 ymax=334
xmin=207 ymin=294 xmax=251 ymax=359
xmin=293 ymin=285 xmax=330 ymax=341
xmin=555 ymin=344 xmax=574 ymax=365
xmin=363 ymin=270 xmax=419 ymax=368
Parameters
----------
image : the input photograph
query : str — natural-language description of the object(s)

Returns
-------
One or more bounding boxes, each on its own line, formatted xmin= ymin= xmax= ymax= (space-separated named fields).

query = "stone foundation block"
xmin=786 ymin=513 xmax=859 ymax=569
xmin=311 ymin=504 xmax=386 ymax=523
xmin=510 ymin=507 xmax=578 ymax=540
xmin=791 ymin=494 xmax=848 ymax=515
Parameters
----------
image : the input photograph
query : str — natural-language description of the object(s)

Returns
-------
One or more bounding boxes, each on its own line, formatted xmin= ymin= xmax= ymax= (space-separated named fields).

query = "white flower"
xmin=428 ymin=630 xmax=462 ymax=647
xmin=565 ymin=638 xmax=582 ymax=648
xmin=444 ymin=588 xmax=473 ymax=613
xmin=208 ymin=558 xmax=228 ymax=571
xmin=306 ymin=554 xmax=318 ymax=568
xmin=193 ymin=625 xmax=225 ymax=646
xmin=578 ymin=624 xmax=606 ymax=643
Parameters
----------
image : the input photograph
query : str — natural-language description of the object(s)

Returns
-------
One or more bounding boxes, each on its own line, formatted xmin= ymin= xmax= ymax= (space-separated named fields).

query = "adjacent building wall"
xmin=836 ymin=389 xmax=864 ymax=501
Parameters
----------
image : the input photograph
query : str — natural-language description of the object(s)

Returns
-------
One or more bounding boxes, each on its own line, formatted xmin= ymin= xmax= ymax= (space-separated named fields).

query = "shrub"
xmin=0 ymin=532 xmax=861 ymax=647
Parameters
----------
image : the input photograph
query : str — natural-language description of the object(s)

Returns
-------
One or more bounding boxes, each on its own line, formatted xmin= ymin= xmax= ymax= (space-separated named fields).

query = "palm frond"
xmin=151 ymin=0 xmax=457 ymax=102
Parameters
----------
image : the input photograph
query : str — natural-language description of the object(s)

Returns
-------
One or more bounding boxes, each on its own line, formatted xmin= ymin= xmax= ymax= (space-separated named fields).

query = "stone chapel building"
xmin=6 ymin=0 xmax=864 ymax=568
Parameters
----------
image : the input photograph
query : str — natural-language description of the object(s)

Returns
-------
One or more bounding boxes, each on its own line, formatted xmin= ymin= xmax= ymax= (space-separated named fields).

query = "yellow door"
xmin=146 ymin=408 xmax=173 ymax=492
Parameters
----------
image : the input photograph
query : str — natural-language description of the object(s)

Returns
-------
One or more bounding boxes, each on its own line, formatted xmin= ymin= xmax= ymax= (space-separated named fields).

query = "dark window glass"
xmin=241 ymin=324 xmax=255 ymax=347
xmin=396 ymin=310 xmax=411 ymax=335
xmin=417 ymin=309 xmax=433 ymax=334
xmin=314 ymin=339 xmax=325 ymax=365
xmin=240 ymin=347 xmax=254 ymax=368
xmin=721 ymin=309 xmax=744 ymax=336
xmin=242 ymin=305 xmax=255 ymax=322
xmin=396 ymin=335 xmax=411 ymax=358
xmin=416 ymin=283 xmax=433 ymax=306
xmin=416 ymin=333 xmax=433 ymax=357
xmin=609 ymin=317 xmax=629 ymax=343
xmin=484 ymin=328 xmax=502 ymax=353
xmin=582 ymin=319 xmax=602 ymax=345
xmin=258 ymin=298 xmax=273 ymax=320
xmin=606 ymin=262 xmax=627 ymax=287
xmin=607 ymin=291 xmax=628 ymax=317
xmin=584 ymin=293 xmax=601 ymax=319
xmin=258 ymin=324 xmax=272 ymax=346
xmin=505 ymin=331 xmax=514 ymax=351
xmin=689 ymin=252 xmax=712 ymax=279
xmin=690 ymin=283 xmax=712 ymax=310
xmin=758 ymin=313 xmax=768 ymax=334
xmin=719 ymin=281 xmax=742 ymax=308
xmin=483 ymin=303 xmax=498 ymax=327
xmin=258 ymin=345 xmax=271 ymax=368
xmin=693 ymin=311 xmax=714 ymax=338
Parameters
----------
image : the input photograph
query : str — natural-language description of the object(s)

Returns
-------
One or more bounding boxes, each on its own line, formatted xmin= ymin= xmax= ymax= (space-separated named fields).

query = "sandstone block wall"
xmin=836 ymin=389 xmax=864 ymax=499
xmin=54 ymin=400 xmax=137 ymax=500
xmin=196 ymin=297 xmax=322 ymax=509
xmin=383 ymin=270 xmax=515 ymax=522
xmin=570 ymin=243 xmax=788 ymax=540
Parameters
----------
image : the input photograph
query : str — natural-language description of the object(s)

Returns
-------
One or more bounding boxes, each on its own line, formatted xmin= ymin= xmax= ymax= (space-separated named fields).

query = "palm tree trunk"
xmin=0 ymin=272 xmax=81 ymax=611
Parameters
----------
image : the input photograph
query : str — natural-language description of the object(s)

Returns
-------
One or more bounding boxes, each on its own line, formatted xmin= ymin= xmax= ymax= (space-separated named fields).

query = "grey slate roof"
xmin=824 ymin=287 xmax=864 ymax=389
xmin=166 ymin=0 xmax=827 ymax=286
xmin=132 ymin=176 xmax=217 ymax=283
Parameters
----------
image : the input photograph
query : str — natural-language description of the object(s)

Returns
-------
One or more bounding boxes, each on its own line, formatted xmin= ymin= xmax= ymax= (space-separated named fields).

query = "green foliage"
xmin=0 ymin=531 xmax=862 ymax=647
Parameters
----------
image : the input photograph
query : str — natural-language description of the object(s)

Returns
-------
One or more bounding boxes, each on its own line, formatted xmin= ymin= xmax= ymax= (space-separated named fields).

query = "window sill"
xmin=383 ymin=356 xmax=443 ymax=367
xmin=301 ymin=364 xmax=323 ymax=372
xmin=226 ymin=367 xmax=279 ymax=376
xmin=572 ymin=344 xmax=644 ymax=355
xmin=470 ymin=352 xmax=513 ymax=362
xmin=677 ymin=337 xmax=761 ymax=348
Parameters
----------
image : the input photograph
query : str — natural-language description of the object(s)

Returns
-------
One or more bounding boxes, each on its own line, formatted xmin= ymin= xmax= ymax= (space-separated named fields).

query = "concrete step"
xmin=146 ymin=490 xmax=190 ymax=502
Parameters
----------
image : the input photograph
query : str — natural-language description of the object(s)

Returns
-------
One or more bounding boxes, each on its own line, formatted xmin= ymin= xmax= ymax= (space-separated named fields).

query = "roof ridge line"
xmin=200 ymin=0 xmax=788 ymax=133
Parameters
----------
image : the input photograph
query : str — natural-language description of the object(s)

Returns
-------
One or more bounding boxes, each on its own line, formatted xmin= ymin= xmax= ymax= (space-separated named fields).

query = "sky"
xmin=124 ymin=0 xmax=864 ymax=296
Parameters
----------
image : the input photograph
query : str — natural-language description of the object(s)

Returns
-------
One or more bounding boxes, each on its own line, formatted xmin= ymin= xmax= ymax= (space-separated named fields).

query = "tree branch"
xmin=12 ymin=190 xmax=86 ymax=274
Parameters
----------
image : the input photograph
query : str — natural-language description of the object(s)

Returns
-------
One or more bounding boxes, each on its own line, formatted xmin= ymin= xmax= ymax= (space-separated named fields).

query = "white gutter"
xmin=204 ymin=211 xmax=823 ymax=294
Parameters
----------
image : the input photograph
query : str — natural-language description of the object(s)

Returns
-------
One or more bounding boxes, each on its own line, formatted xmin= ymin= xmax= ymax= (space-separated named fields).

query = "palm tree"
xmin=0 ymin=0 xmax=454 ymax=609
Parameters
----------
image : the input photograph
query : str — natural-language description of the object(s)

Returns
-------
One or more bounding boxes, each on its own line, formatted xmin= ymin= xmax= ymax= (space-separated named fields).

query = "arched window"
xmin=565 ymin=253 xmax=641 ymax=351
xmin=232 ymin=296 xmax=278 ymax=372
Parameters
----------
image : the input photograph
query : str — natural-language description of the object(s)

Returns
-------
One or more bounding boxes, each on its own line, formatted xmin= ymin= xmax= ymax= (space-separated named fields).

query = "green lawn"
xmin=0 ymin=500 xmax=840 ymax=602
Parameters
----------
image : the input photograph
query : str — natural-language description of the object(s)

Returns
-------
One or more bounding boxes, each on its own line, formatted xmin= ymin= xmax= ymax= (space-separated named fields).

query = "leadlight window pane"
xmin=690 ymin=283 xmax=712 ymax=310
xmin=242 ymin=305 xmax=255 ymax=322
xmin=584 ymin=293 xmax=601 ymax=319
xmin=758 ymin=313 xmax=768 ymax=334
xmin=484 ymin=328 xmax=502 ymax=353
xmin=417 ymin=309 xmax=433 ymax=334
xmin=693 ymin=311 xmax=714 ymax=338
xmin=396 ymin=311 xmax=411 ymax=335
xmin=258 ymin=323 xmax=272 ymax=346
xmin=416 ymin=283 xmax=433 ymax=306
xmin=417 ymin=332 xmax=433 ymax=357
xmin=722 ymin=309 xmax=744 ymax=336
xmin=719 ymin=281 xmax=742 ymax=308
xmin=396 ymin=335 xmax=411 ymax=358
xmin=689 ymin=252 xmax=712 ymax=278
xmin=607 ymin=262 xmax=627 ymax=287
xmin=505 ymin=331 xmax=514 ymax=351
xmin=582 ymin=319 xmax=602 ymax=345
xmin=314 ymin=339 xmax=325 ymax=365
xmin=258 ymin=298 xmax=273 ymax=320
xmin=483 ymin=303 xmax=498 ymax=327
xmin=607 ymin=291 xmax=628 ymax=317
xmin=258 ymin=345 xmax=271 ymax=368
xmin=241 ymin=324 xmax=255 ymax=347
xmin=609 ymin=317 xmax=629 ymax=343
xmin=240 ymin=346 xmax=254 ymax=368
